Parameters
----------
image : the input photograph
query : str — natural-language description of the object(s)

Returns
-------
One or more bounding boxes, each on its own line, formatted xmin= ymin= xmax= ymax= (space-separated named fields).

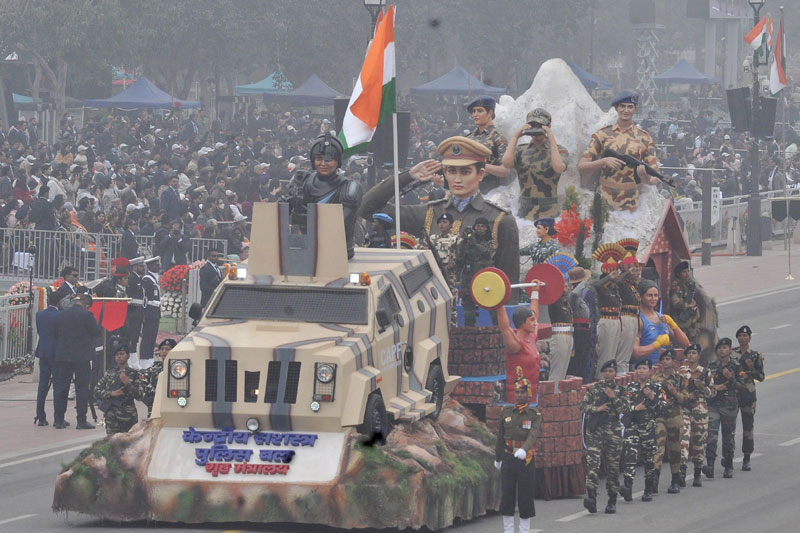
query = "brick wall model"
xmin=447 ymin=326 xmax=506 ymax=378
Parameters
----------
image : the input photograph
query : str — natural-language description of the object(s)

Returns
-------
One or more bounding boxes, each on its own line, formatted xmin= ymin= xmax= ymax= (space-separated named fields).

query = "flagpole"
xmin=392 ymin=111 xmax=401 ymax=249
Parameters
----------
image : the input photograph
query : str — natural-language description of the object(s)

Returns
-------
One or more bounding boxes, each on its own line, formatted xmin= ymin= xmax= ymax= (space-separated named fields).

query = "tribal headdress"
xmin=593 ymin=243 xmax=625 ymax=274
xmin=544 ymin=252 xmax=579 ymax=281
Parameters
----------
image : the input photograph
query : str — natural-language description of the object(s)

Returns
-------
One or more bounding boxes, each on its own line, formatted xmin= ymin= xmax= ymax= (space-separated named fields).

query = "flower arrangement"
xmin=159 ymin=261 xmax=206 ymax=318
xmin=554 ymin=204 xmax=593 ymax=247
xmin=160 ymin=265 xmax=190 ymax=292
xmin=161 ymin=292 xmax=183 ymax=318
xmin=6 ymin=280 xmax=32 ymax=305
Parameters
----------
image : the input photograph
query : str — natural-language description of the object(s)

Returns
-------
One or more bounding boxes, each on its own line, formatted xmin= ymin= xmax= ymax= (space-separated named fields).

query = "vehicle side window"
xmin=377 ymin=287 xmax=401 ymax=317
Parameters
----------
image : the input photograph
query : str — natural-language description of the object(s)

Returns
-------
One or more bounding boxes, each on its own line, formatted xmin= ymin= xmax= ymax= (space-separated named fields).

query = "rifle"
xmin=601 ymin=148 xmax=674 ymax=187
xmin=686 ymin=367 xmax=710 ymax=401
xmin=586 ymin=381 xmax=615 ymax=432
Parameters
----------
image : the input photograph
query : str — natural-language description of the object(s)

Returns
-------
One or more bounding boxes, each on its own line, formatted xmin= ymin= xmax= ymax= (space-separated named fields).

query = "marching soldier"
xmin=579 ymin=359 xmax=626 ymax=514
xmin=139 ymin=256 xmax=162 ymax=368
xmin=125 ymin=256 xmax=146 ymax=369
xmin=495 ymin=373 xmax=542 ymax=533
xmin=652 ymin=348 xmax=688 ymax=494
xmin=679 ymin=343 xmax=714 ymax=487
xmin=619 ymin=358 xmax=665 ymax=503
xmin=704 ymin=337 xmax=742 ymax=479
xmin=93 ymin=339 xmax=148 ymax=435
xmin=465 ymin=95 xmax=510 ymax=194
xmin=733 ymin=325 xmax=764 ymax=471
xmin=669 ymin=260 xmax=700 ymax=342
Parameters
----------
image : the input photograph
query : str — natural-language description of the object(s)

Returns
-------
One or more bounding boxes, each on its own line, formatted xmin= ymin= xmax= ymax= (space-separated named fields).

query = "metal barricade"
xmin=0 ymin=291 xmax=39 ymax=362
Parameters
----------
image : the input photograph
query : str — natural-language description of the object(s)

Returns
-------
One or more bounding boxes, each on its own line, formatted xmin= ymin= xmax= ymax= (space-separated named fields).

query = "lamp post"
xmin=747 ymin=0 xmax=766 ymax=256
xmin=364 ymin=0 xmax=386 ymax=39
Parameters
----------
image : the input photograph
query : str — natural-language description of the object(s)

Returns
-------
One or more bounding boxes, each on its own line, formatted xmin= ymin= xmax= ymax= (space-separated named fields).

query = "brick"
xmin=568 ymin=390 xmax=580 ymax=404
xmin=542 ymin=409 xmax=556 ymax=422
xmin=568 ymin=420 xmax=581 ymax=435
xmin=542 ymin=423 xmax=559 ymax=438
xmin=540 ymin=394 xmax=559 ymax=408
xmin=538 ymin=381 xmax=555 ymax=395
xmin=558 ymin=379 xmax=573 ymax=392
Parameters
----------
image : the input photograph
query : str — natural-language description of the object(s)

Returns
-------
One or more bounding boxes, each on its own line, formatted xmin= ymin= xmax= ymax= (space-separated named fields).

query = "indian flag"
xmin=769 ymin=19 xmax=788 ymax=96
xmin=744 ymin=15 xmax=772 ymax=59
xmin=338 ymin=4 xmax=396 ymax=158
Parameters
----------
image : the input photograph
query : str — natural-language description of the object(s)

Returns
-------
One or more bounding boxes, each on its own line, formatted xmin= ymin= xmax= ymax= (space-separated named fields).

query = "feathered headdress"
xmin=544 ymin=252 xmax=579 ymax=281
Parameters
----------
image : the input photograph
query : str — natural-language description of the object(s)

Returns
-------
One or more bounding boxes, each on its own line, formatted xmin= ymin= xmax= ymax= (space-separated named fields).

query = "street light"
xmin=746 ymin=0 xmax=766 ymax=256
xmin=364 ymin=0 xmax=387 ymax=38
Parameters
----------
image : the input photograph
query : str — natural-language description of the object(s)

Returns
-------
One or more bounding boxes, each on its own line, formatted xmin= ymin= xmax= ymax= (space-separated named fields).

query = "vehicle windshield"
xmin=208 ymin=285 xmax=369 ymax=325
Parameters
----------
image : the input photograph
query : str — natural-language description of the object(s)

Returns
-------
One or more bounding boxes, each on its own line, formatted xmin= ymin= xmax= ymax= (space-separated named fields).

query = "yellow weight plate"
xmin=471 ymin=270 xmax=508 ymax=309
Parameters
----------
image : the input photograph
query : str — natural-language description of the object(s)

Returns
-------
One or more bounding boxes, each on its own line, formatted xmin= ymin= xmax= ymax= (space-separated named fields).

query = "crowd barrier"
xmin=0 ymin=291 xmax=40 ymax=364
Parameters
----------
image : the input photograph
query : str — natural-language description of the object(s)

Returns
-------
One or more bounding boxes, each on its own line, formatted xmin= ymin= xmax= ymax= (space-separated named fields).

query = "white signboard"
xmin=711 ymin=187 xmax=722 ymax=225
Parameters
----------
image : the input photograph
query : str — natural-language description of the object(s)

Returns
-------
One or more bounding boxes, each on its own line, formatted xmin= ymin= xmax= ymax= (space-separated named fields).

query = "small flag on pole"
xmin=744 ymin=15 xmax=773 ymax=59
xmin=769 ymin=18 xmax=788 ymax=96
xmin=338 ymin=5 xmax=396 ymax=158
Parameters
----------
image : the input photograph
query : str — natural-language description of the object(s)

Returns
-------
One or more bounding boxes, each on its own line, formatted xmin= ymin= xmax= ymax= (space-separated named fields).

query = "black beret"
xmin=600 ymin=360 xmax=617 ymax=372
xmin=736 ymin=325 xmax=752 ymax=337
xmin=437 ymin=212 xmax=453 ymax=223
xmin=685 ymin=343 xmax=702 ymax=354
xmin=659 ymin=347 xmax=676 ymax=361
xmin=716 ymin=337 xmax=732 ymax=349
xmin=634 ymin=358 xmax=653 ymax=369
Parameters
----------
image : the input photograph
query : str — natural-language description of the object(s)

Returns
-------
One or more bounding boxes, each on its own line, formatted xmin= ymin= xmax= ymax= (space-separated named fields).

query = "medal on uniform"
xmin=522 ymin=420 xmax=531 ymax=429
xmin=504 ymin=416 xmax=512 ymax=423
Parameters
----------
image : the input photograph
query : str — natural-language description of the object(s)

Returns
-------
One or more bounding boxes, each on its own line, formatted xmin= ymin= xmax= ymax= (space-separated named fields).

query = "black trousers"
xmin=35 ymin=357 xmax=53 ymax=421
xmin=139 ymin=307 xmax=160 ymax=361
xmin=53 ymin=360 xmax=91 ymax=423
xmin=499 ymin=456 xmax=536 ymax=519
xmin=125 ymin=306 xmax=145 ymax=354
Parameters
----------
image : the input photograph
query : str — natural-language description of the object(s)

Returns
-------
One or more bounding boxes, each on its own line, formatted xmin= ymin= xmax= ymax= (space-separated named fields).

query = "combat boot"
xmin=702 ymin=464 xmax=714 ymax=479
xmin=583 ymin=488 xmax=597 ymax=513
xmin=723 ymin=466 xmax=734 ymax=478
xmin=742 ymin=454 xmax=751 ymax=471
xmin=693 ymin=466 xmax=703 ymax=487
xmin=651 ymin=470 xmax=659 ymax=494
xmin=641 ymin=478 xmax=653 ymax=502
xmin=679 ymin=464 xmax=687 ymax=487
xmin=620 ymin=477 xmax=633 ymax=502
xmin=605 ymin=493 xmax=617 ymax=514
xmin=668 ymin=473 xmax=681 ymax=494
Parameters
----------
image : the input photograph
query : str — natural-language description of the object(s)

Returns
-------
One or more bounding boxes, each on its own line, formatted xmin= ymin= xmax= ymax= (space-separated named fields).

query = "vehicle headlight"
xmin=316 ymin=363 xmax=335 ymax=383
xmin=169 ymin=359 xmax=188 ymax=379
xmin=246 ymin=417 xmax=260 ymax=432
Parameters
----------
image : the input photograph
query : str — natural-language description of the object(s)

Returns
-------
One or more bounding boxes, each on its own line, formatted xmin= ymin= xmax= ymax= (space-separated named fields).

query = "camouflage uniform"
xmin=455 ymin=231 xmax=494 ymax=326
xmin=142 ymin=360 xmax=163 ymax=417
xmin=733 ymin=346 xmax=764 ymax=457
xmin=621 ymin=380 xmax=665 ymax=491
xmin=582 ymin=123 xmax=657 ymax=211
xmin=429 ymin=232 xmax=460 ymax=293
xmin=469 ymin=125 xmax=508 ymax=194
xmin=652 ymin=369 xmax=688 ymax=475
xmin=93 ymin=366 xmax=148 ymax=435
xmin=521 ymin=237 xmax=560 ymax=266
xmin=514 ymin=140 xmax=569 ymax=220
xmin=679 ymin=364 xmax=714 ymax=469
xmin=669 ymin=278 xmax=700 ymax=341
xmin=495 ymin=403 xmax=542 ymax=519
xmin=706 ymin=358 xmax=742 ymax=471
xmin=579 ymin=379 xmax=627 ymax=495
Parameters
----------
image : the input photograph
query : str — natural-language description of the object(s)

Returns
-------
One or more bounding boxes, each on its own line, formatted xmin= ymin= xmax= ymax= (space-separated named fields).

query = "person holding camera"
xmin=502 ymin=108 xmax=568 ymax=221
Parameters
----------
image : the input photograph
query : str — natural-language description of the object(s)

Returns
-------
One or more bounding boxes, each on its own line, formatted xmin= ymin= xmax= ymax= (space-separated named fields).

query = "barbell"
xmin=470 ymin=264 xmax=565 ymax=310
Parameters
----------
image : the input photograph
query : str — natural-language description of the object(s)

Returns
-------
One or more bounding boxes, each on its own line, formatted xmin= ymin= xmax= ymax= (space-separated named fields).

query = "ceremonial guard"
xmin=704 ymin=337 xmax=742 ymax=479
xmin=651 ymin=348 xmax=688 ymax=494
xmin=615 ymin=239 xmax=642 ymax=373
xmin=669 ymin=260 xmax=700 ymax=342
xmin=733 ymin=325 xmax=764 ymax=471
xmin=679 ymin=343 xmax=714 ymax=487
xmin=360 ymin=136 xmax=519 ymax=301
xmin=495 ymin=373 xmax=542 ymax=533
xmin=521 ymin=218 xmax=560 ymax=265
xmin=567 ymin=267 xmax=594 ymax=381
xmin=579 ymin=359 xmax=626 ymax=514
xmin=139 ymin=256 xmax=162 ymax=367
xmin=502 ymin=108 xmax=568 ymax=220
xmin=454 ymin=218 xmax=495 ymax=326
xmin=428 ymin=212 xmax=460 ymax=292
xmin=94 ymin=257 xmax=131 ymax=371
xmin=589 ymin=244 xmax=624 ymax=379
xmin=578 ymin=90 xmax=659 ymax=211
xmin=93 ymin=338 xmax=147 ymax=435
xmin=465 ymin=95 xmax=509 ymax=193
xmin=125 ymin=256 xmax=146 ymax=368
xmin=620 ymin=359 xmax=665 ymax=503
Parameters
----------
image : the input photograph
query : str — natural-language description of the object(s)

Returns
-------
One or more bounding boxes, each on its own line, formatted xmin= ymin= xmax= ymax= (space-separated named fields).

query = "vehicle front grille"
xmin=264 ymin=361 xmax=281 ymax=403
xmin=284 ymin=362 xmax=301 ymax=404
xmin=205 ymin=360 xmax=218 ymax=401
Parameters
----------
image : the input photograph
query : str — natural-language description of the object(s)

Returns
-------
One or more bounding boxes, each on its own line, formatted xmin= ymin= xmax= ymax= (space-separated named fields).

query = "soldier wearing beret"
xmin=704 ymin=337 xmax=743 ymax=479
xmin=521 ymin=217 xmax=560 ymax=265
xmin=93 ymin=339 xmax=147 ymax=435
xmin=579 ymin=359 xmax=626 ymax=514
xmin=466 ymin=96 xmax=510 ymax=194
xmin=733 ymin=325 xmax=764 ymax=471
xmin=494 ymin=372 xmax=542 ymax=533
xmin=502 ymin=108 xmax=568 ymax=221
xmin=360 ymin=136 xmax=520 ymax=304
xmin=578 ymin=90 xmax=659 ymax=211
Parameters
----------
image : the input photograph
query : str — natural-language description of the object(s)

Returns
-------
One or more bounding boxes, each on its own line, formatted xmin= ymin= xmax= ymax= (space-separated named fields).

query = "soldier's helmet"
xmin=309 ymin=134 xmax=344 ymax=167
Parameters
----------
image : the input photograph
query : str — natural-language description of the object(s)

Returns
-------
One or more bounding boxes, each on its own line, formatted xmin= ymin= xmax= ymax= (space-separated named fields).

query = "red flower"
xmin=554 ymin=205 xmax=593 ymax=247
xmin=160 ymin=264 xmax=191 ymax=291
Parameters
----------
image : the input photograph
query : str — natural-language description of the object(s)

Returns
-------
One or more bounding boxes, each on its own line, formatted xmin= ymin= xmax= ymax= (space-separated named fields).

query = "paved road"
xmin=1 ymin=285 xmax=798 ymax=533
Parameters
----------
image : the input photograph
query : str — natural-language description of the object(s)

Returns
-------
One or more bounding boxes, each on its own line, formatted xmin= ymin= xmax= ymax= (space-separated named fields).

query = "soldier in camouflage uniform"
xmin=142 ymin=338 xmax=176 ymax=417
xmin=502 ymin=108 xmax=568 ymax=220
xmin=520 ymin=217 xmax=560 ymax=265
xmin=704 ymin=337 xmax=742 ymax=479
xmin=619 ymin=358 xmax=665 ymax=503
xmin=579 ymin=359 xmax=626 ymax=514
xmin=652 ymin=348 xmax=688 ymax=494
xmin=495 ymin=373 xmax=542 ymax=533
xmin=465 ymin=96 xmax=510 ymax=194
xmin=455 ymin=218 xmax=495 ymax=326
xmin=669 ymin=261 xmax=700 ymax=342
xmin=578 ymin=90 xmax=660 ymax=211
xmin=679 ymin=343 xmax=714 ymax=487
xmin=93 ymin=339 xmax=148 ymax=435
xmin=428 ymin=213 xmax=460 ymax=293
xmin=733 ymin=325 xmax=764 ymax=471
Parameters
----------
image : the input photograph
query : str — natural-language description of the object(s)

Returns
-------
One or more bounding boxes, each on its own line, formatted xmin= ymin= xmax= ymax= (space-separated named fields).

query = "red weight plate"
xmin=523 ymin=263 xmax=565 ymax=305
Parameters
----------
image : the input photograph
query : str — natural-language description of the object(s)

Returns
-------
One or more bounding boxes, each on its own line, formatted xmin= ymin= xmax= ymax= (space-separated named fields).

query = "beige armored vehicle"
xmin=151 ymin=202 xmax=459 ymax=451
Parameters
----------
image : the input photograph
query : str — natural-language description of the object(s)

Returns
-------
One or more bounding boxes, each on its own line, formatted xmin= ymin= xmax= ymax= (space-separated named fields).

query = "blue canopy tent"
xmin=566 ymin=61 xmax=613 ymax=90
xmin=411 ymin=66 xmax=506 ymax=96
xmin=654 ymin=59 xmax=720 ymax=85
xmin=234 ymin=72 xmax=292 ymax=95
xmin=82 ymin=76 xmax=201 ymax=109
xmin=263 ymin=74 xmax=344 ymax=106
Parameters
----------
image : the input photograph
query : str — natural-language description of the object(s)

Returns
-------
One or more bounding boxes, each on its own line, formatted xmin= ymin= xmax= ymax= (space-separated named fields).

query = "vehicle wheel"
xmin=357 ymin=393 xmax=389 ymax=444
xmin=425 ymin=364 xmax=445 ymax=420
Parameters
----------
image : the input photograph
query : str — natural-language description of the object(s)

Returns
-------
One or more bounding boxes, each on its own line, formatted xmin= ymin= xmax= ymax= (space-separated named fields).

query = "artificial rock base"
xmin=53 ymin=398 xmax=500 ymax=530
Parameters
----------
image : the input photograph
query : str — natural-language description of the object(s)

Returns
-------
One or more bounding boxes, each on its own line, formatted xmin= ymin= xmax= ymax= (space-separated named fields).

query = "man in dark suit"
xmin=160 ymin=174 xmax=181 ymax=222
xmin=180 ymin=112 xmax=200 ymax=143
xmin=52 ymin=293 xmax=102 ymax=429
xmin=199 ymin=248 xmax=224 ymax=308
xmin=34 ymin=292 xmax=62 ymax=426
xmin=54 ymin=266 xmax=80 ymax=307
xmin=120 ymin=216 xmax=140 ymax=259
xmin=158 ymin=221 xmax=190 ymax=270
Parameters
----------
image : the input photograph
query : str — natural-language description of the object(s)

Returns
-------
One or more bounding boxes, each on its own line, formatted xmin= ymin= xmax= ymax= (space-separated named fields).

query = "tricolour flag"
xmin=769 ymin=18 xmax=788 ymax=96
xmin=744 ymin=15 xmax=772 ymax=59
xmin=338 ymin=4 xmax=396 ymax=158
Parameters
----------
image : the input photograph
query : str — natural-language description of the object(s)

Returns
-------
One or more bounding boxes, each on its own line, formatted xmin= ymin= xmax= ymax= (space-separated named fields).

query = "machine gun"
xmin=602 ymin=148 xmax=674 ymax=187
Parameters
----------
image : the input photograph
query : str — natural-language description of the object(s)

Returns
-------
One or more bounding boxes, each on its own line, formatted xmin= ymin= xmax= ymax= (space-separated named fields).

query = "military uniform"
xmin=469 ymin=124 xmax=508 ymax=194
xmin=733 ymin=345 xmax=764 ymax=462
xmin=567 ymin=276 xmax=594 ymax=381
xmin=669 ymin=278 xmax=699 ymax=341
xmin=125 ymin=265 xmax=146 ymax=364
xmin=139 ymin=265 xmax=161 ymax=365
xmin=455 ymin=230 xmax=494 ymax=326
xmin=547 ymin=293 xmax=573 ymax=389
xmin=429 ymin=231 xmax=460 ymax=292
xmin=620 ymin=377 xmax=665 ymax=501
xmin=705 ymin=355 xmax=742 ymax=477
xmin=579 ymin=370 xmax=626 ymax=508
xmin=582 ymin=123 xmax=657 ymax=211
xmin=521 ymin=238 xmax=560 ymax=266
xmin=142 ymin=360 xmax=163 ymax=417
xmin=93 ymin=365 xmax=147 ymax=434
xmin=616 ymin=278 xmax=640 ymax=373
xmin=514 ymin=139 xmax=569 ymax=220
xmin=679 ymin=360 xmax=714 ymax=486
xmin=652 ymin=367 xmax=688 ymax=488
xmin=589 ymin=275 xmax=621 ymax=380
